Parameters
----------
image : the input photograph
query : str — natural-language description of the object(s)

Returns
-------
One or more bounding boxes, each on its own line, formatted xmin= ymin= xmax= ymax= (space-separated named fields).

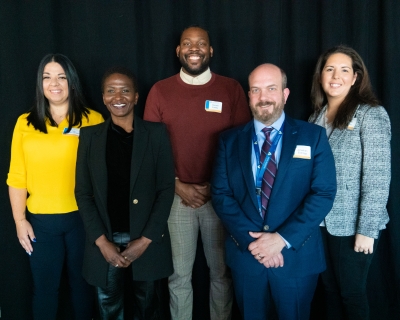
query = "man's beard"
xmin=180 ymin=54 xmax=210 ymax=76
xmin=250 ymin=99 xmax=284 ymax=125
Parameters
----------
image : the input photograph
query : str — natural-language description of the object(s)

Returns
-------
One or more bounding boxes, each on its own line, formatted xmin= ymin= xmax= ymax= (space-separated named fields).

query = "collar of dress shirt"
xmin=317 ymin=107 xmax=333 ymax=137
xmin=253 ymin=112 xmax=286 ymax=135
xmin=179 ymin=68 xmax=212 ymax=85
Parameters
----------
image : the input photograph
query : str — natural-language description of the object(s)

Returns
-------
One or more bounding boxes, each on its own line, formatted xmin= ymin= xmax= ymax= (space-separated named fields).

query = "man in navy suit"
xmin=211 ymin=63 xmax=337 ymax=320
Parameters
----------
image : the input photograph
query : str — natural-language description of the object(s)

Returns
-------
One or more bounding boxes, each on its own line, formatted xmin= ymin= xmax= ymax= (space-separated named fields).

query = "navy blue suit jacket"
xmin=211 ymin=116 xmax=336 ymax=278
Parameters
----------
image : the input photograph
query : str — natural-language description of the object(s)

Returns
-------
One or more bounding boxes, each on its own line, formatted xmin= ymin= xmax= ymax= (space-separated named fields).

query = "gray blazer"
xmin=310 ymin=105 xmax=391 ymax=239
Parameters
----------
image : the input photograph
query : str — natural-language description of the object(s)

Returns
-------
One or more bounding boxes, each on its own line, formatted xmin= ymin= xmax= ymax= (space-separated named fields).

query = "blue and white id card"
xmin=63 ymin=128 xmax=80 ymax=136
xmin=205 ymin=100 xmax=222 ymax=113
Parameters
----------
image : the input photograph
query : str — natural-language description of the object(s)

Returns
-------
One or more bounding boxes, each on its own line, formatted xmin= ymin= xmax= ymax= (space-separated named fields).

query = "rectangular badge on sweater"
xmin=205 ymin=100 xmax=222 ymax=113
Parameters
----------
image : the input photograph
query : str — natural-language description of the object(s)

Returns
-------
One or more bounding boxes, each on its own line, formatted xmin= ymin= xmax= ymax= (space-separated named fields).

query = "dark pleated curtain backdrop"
xmin=1 ymin=1 xmax=399 ymax=319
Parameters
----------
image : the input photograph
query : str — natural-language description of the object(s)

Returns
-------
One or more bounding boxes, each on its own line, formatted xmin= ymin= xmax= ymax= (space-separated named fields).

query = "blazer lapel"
xmin=130 ymin=117 xmax=148 ymax=194
xmin=238 ymin=122 xmax=259 ymax=213
xmin=269 ymin=117 xmax=299 ymax=198
xmin=312 ymin=106 xmax=345 ymax=148
xmin=90 ymin=119 xmax=110 ymax=210
xmin=328 ymin=128 xmax=346 ymax=148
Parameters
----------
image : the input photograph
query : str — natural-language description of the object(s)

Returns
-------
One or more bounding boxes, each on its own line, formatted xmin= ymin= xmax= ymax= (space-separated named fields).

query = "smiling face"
xmin=321 ymin=53 xmax=357 ymax=104
xmin=102 ymin=73 xmax=138 ymax=123
xmin=248 ymin=64 xmax=290 ymax=126
xmin=176 ymin=27 xmax=213 ymax=76
xmin=42 ymin=62 xmax=69 ymax=107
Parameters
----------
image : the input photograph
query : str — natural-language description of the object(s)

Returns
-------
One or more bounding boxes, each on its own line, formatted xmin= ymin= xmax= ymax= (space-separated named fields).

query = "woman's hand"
xmin=95 ymin=235 xmax=130 ymax=268
xmin=121 ymin=236 xmax=152 ymax=263
xmin=9 ymin=187 xmax=35 ymax=255
xmin=354 ymin=234 xmax=375 ymax=254
xmin=16 ymin=218 xmax=36 ymax=255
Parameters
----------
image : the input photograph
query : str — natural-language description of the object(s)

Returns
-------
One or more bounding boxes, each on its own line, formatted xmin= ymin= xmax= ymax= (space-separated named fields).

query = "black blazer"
xmin=75 ymin=117 xmax=175 ymax=287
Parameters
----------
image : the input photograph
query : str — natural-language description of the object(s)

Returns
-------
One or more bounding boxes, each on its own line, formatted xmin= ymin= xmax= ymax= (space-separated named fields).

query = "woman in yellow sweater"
xmin=7 ymin=53 xmax=103 ymax=320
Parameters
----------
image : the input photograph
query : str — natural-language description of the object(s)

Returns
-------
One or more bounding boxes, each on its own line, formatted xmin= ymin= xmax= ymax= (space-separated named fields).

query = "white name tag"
xmin=347 ymin=117 xmax=357 ymax=130
xmin=205 ymin=100 xmax=222 ymax=113
xmin=293 ymin=145 xmax=311 ymax=159
xmin=63 ymin=128 xmax=80 ymax=136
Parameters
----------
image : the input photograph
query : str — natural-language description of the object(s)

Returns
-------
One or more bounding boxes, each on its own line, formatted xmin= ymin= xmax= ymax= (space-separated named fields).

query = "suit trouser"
xmin=168 ymin=195 xmax=233 ymax=320
xmin=29 ymin=211 xmax=93 ymax=320
xmin=320 ymin=227 xmax=380 ymax=320
xmin=96 ymin=232 xmax=167 ymax=320
xmin=232 ymin=267 xmax=318 ymax=320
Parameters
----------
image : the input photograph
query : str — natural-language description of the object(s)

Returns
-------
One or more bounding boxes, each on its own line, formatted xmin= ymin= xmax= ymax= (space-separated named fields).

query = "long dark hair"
xmin=27 ymin=53 xmax=90 ymax=133
xmin=311 ymin=45 xmax=379 ymax=129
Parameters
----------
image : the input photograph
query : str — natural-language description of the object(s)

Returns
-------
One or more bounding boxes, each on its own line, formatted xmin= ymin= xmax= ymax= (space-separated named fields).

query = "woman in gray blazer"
xmin=309 ymin=45 xmax=391 ymax=320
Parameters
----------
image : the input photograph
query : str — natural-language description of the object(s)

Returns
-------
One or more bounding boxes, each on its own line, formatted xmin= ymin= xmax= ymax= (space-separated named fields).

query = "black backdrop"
xmin=1 ymin=1 xmax=399 ymax=319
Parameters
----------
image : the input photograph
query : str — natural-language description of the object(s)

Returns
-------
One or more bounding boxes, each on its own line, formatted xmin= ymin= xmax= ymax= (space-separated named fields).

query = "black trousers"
xmin=97 ymin=232 xmax=167 ymax=320
xmin=320 ymin=227 xmax=380 ymax=320
xmin=29 ymin=211 xmax=93 ymax=320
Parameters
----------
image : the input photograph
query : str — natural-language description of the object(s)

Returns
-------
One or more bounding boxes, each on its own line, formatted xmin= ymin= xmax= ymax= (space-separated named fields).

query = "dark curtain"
xmin=0 ymin=1 xmax=399 ymax=319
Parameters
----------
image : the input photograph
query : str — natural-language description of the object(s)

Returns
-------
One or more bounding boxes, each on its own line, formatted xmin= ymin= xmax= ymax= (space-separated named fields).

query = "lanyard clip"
xmin=255 ymin=188 xmax=262 ymax=196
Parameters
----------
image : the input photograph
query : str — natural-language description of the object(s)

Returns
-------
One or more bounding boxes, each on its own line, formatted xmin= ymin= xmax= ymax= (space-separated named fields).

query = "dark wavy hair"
xmin=27 ymin=53 xmax=90 ymax=133
xmin=101 ymin=66 xmax=138 ymax=93
xmin=311 ymin=45 xmax=379 ymax=129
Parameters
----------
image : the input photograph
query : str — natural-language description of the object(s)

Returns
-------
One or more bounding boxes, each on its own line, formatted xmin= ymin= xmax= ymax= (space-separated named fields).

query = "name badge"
xmin=63 ymin=128 xmax=80 ymax=136
xmin=347 ymin=117 xmax=357 ymax=130
xmin=205 ymin=100 xmax=222 ymax=113
xmin=293 ymin=145 xmax=311 ymax=159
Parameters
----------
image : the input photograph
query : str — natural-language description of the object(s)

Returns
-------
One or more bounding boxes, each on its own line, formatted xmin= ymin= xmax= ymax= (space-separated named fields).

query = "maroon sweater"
xmin=144 ymin=72 xmax=251 ymax=184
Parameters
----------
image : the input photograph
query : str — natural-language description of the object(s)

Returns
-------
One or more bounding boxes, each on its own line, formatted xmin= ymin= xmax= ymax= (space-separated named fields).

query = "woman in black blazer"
xmin=75 ymin=67 xmax=175 ymax=319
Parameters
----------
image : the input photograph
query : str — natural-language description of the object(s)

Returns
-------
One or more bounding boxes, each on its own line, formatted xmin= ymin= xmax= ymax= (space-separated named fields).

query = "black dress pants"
xmin=320 ymin=227 xmax=380 ymax=320
xmin=29 ymin=211 xmax=93 ymax=320
xmin=97 ymin=232 xmax=167 ymax=320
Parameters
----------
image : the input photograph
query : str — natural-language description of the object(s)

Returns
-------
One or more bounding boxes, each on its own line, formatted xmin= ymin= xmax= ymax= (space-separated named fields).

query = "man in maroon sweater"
xmin=144 ymin=26 xmax=250 ymax=320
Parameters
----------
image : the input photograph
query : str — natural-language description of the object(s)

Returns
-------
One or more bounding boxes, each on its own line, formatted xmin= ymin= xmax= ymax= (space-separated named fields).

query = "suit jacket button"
xmin=263 ymin=225 xmax=270 ymax=231
xmin=133 ymin=199 xmax=138 ymax=204
xmin=162 ymin=234 xmax=164 ymax=237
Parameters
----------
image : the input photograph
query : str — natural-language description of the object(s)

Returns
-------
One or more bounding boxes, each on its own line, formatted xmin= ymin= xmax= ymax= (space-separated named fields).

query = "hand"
xmin=261 ymin=253 xmax=284 ymax=268
xmin=175 ymin=180 xmax=210 ymax=208
xmin=121 ymin=236 xmax=152 ymax=263
xmin=95 ymin=235 xmax=130 ymax=268
xmin=354 ymin=234 xmax=375 ymax=254
xmin=248 ymin=232 xmax=286 ymax=264
xmin=16 ymin=219 xmax=36 ymax=255
xmin=193 ymin=183 xmax=210 ymax=197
